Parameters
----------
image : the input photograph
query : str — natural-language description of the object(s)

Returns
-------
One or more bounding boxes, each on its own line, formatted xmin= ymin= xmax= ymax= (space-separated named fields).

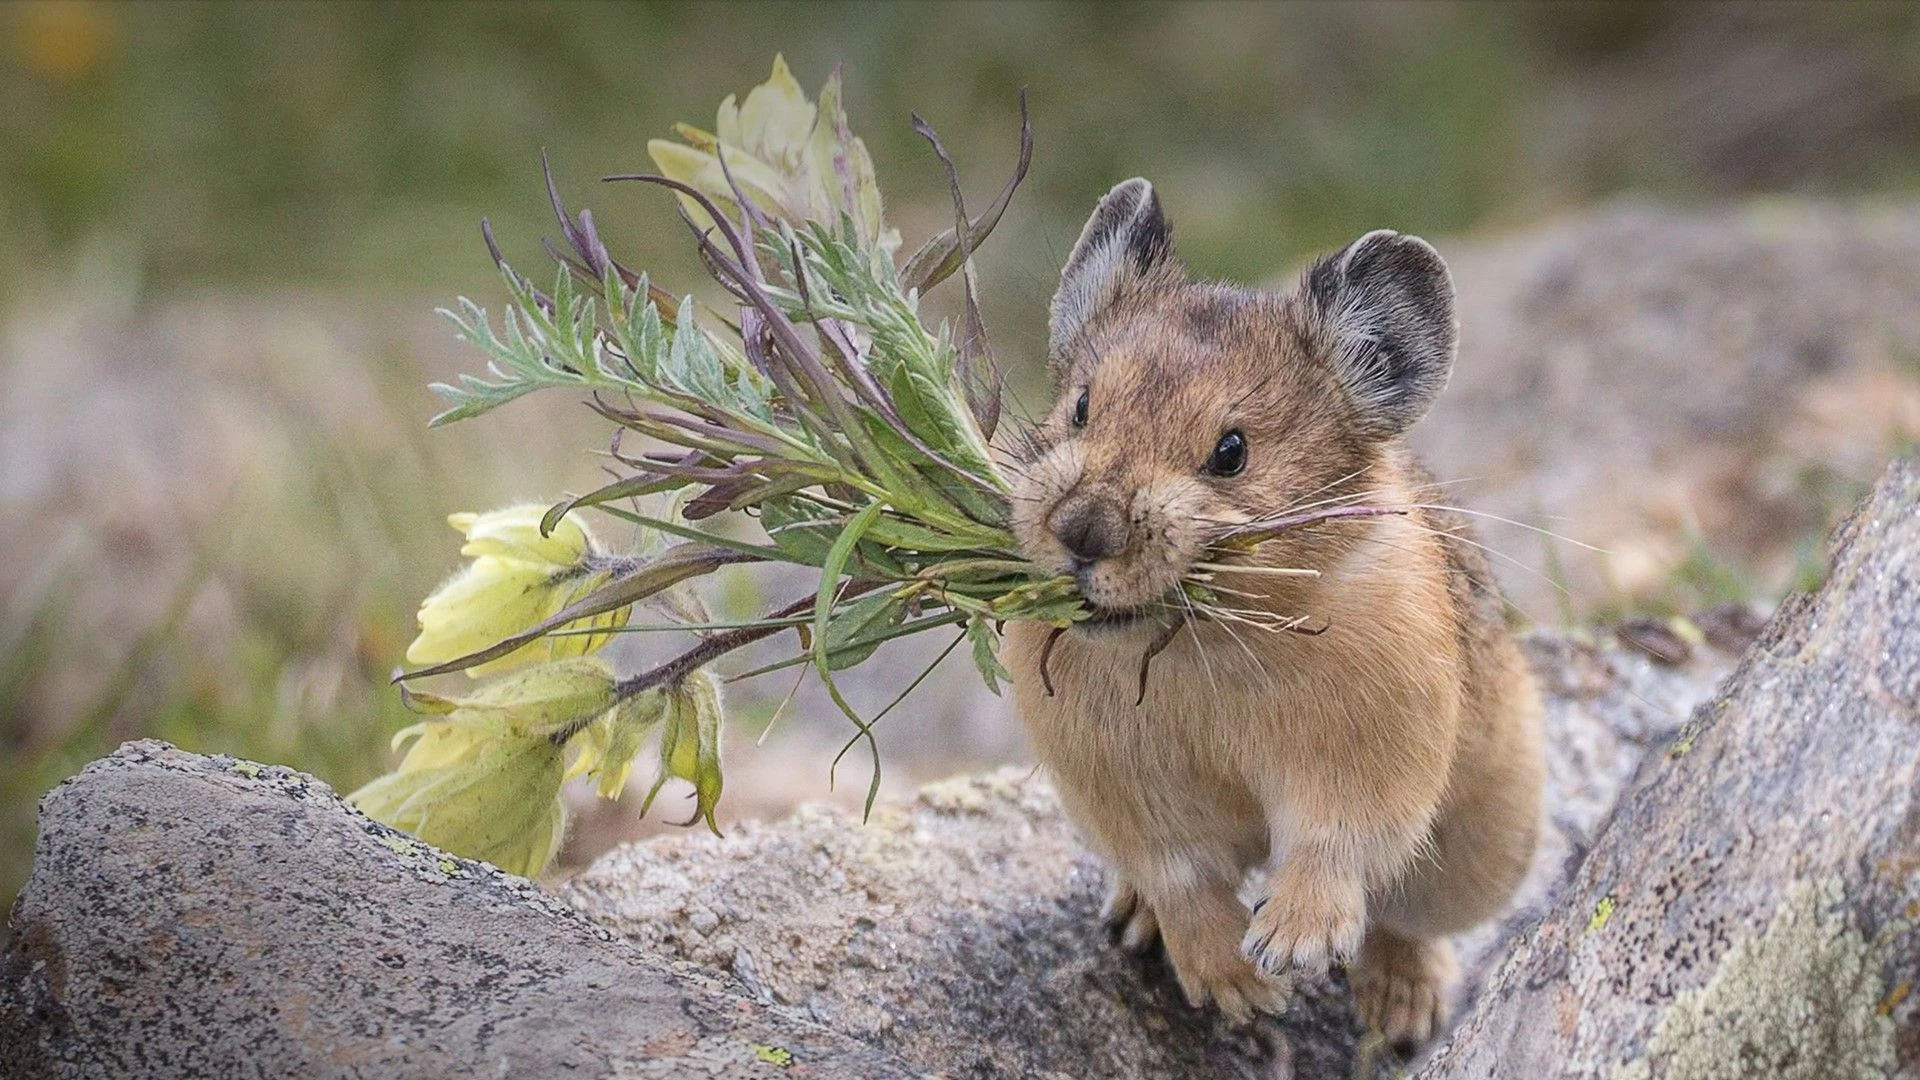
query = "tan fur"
xmin=1005 ymin=263 xmax=1544 ymax=1044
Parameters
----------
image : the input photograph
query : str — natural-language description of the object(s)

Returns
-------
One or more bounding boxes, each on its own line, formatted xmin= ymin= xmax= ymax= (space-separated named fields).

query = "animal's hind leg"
xmin=1100 ymin=873 xmax=1162 ymax=953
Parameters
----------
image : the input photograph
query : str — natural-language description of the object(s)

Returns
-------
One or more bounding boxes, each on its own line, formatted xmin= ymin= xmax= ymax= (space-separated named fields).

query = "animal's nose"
xmin=1051 ymin=493 xmax=1129 ymax=563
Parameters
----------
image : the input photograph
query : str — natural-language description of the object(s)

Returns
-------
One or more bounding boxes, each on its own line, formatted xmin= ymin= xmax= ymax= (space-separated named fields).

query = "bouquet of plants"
xmin=351 ymin=57 xmax=1068 ymax=876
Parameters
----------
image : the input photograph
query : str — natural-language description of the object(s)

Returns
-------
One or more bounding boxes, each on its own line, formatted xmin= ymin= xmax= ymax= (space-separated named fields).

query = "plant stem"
xmin=555 ymin=578 xmax=889 ymax=745
xmin=611 ymin=595 xmax=816 ymax=701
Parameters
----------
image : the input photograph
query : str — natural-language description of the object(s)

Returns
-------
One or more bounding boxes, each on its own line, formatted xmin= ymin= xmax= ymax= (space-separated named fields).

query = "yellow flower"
xmin=564 ymin=688 xmax=667 ymax=799
xmin=638 ymin=668 xmax=726 ymax=835
xmin=353 ymin=659 xmax=625 ymax=876
xmin=350 ymin=724 xmax=568 ymax=880
xmin=401 ymin=656 xmax=619 ymax=738
xmin=449 ymin=505 xmax=592 ymax=565
xmin=406 ymin=504 xmax=630 ymax=677
xmin=649 ymin=54 xmax=900 ymax=264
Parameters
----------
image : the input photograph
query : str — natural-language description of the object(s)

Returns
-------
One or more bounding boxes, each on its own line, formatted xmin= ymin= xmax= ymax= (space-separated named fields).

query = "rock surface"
xmin=1421 ymin=200 xmax=1920 ymax=617
xmin=1422 ymin=456 xmax=1920 ymax=1078
xmin=0 ymin=627 xmax=1744 ymax=1079
xmin=0 ymin=743 xmax=915 ymax=1079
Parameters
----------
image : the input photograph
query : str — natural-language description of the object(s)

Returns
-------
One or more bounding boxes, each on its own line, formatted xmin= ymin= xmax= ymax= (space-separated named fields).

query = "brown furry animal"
xmin=1004 ymin=179 xmax=1544 ymax=1047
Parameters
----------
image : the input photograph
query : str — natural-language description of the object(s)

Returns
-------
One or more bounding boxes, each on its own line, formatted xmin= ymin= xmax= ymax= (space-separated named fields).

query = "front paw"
xmin=1239 ymin=886 xmax=1365 ymax=978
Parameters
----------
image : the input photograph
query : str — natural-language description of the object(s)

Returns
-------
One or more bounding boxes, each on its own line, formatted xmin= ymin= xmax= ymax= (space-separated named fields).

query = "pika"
xmin=1005 ymin=179 xmax=1545 ymax=1046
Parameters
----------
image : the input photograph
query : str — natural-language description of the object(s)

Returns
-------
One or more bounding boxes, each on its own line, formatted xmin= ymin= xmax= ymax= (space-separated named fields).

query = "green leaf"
xmin=663 ymin=296 xmax=730 ymax=404
xmin=584 ymin=504 xmax=787 ymax=562
xmin=543 ymin=475 xmax=690 ymax=529
xmin=859 ymin=515 xmax=980 ymax=553
xmin=966 ymin=615 xmax=1011 ymax=696
xmin=759 ymin=496 xmax=841 ymax=566
xmin=821 ymin=592 xmax=908 ymax=670
xmin=812 ymin=501 xmax=887 ymax=817
xmin=725 ymin=608 xmax=967 ymax=683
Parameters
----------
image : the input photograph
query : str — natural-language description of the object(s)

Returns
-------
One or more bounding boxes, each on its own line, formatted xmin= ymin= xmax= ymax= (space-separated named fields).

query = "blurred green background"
xmin=6 ymin=0 xmax=1920 ymax=908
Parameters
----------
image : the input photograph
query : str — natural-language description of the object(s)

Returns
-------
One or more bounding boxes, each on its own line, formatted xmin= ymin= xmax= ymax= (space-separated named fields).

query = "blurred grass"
xmin=6 ymin=0 xmax=1920 ymax=906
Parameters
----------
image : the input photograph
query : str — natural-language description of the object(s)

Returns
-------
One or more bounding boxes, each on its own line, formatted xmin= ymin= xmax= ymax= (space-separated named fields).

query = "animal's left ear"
xmin=1305 ymin=230 xmax=1456 ymax=436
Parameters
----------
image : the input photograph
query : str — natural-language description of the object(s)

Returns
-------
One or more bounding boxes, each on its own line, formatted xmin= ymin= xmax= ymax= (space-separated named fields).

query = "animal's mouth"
xmin=1073 ymin=601 xmax=1170 ymax=635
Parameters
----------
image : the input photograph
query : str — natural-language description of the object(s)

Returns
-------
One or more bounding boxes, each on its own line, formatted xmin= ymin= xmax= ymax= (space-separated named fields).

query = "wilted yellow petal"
xmin=804 ymin=70 xmax=899 ymax=260
xmin=715 ymin=93 xmax=743 ymax=149
xmin=653 ymin=55 xmax=897 ymax=265
xmin=407 ymin=504 xmax=631 ymax=677
xmin=407 ymin=557 xmax=558 ymax=668
xmin=804 ymin=71 xmax=849 ymax=215
xmin=648 ymin=139 xmax=795 ymax=225
xmin=847 ymin=136 xmax=901 ymax=259
xmin=508 ymin=797 xmax=568 ymax=880
xmin=565 ymin=688 xmax=667 ymax=797
xmin=391 ymin=720 xmax=499 ymax=770
xmin=671 ymin=122 xmax=720 ymax=154
xmin=539 ymin=571 xmax=633 ymax=660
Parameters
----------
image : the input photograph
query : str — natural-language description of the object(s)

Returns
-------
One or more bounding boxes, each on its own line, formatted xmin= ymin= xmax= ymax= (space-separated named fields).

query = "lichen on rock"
xmin=1616 ymin=878 xmax=1897 ymax=1080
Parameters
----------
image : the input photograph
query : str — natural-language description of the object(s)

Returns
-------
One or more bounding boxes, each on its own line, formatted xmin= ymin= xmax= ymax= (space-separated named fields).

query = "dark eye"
xmin=1206 ymin=430 xmax=1247 ymax=476
xmin=1071 ymin=387 xmax=1089 ymax=428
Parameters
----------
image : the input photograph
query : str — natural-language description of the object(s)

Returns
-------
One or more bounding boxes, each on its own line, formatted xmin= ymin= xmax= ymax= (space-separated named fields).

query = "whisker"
xmin=1395 ymin=518 xmax=1577 ymax=605
xmin=1223 ymin=503 xmax=1414 ymax=540
xmin=1180 ymin=577 xmax=1269 ymax=602
xmin=1191 ymin=562 xmax=1320 ymax=578
xmin=1325 ymin=527 xmax=1546 ymax=627
xmin=1194 ymin=601 xmax=1265 ymax=671
xmin=1265 ymin=474 xmax=1476 ymax=525
xmin=1406 ymin=503 xmax=1608 ymax=554
xmin=1173 ymin=589 xmax=1220 ymax=697
xmin=1277 ymin=466 xmax=1371 ymax=514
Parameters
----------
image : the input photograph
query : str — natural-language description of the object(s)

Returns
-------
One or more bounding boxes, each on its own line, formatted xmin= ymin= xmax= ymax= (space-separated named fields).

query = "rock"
xmin=0 ymin=743 xmax=914 ymax=1079
xmin=1422 ymin=456 xmax=1920 ymax=1078
xmin=1420 ymin=201 xmax=1920 ymax=617
xmin=0 ymin=629 xmax=1740 ymax=1078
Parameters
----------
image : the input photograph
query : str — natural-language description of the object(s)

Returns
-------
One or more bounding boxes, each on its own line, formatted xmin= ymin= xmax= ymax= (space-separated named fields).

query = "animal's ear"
xmin=1305 ymin=230 xmax=1456 ymax=435
xmin=1049 ymin=178 xmax=1177 ymax=358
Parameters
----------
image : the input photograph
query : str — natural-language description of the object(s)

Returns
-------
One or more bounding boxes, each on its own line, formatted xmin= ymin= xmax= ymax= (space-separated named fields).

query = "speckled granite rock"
xmin=0 ymin=629 xmax=1744 ymax=1080
xmin=0 ymin=742 xmax=914 ymax=1080
xmin=1421 ymin=457 xmax=1920 ymax=1078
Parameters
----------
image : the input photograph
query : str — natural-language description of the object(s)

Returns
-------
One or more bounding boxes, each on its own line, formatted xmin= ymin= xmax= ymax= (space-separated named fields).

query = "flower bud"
xmin=639 ymin=668 xmax=726 ymax=835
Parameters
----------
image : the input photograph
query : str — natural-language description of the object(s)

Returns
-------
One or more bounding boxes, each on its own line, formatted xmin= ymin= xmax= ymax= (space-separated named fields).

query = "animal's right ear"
xmin=1049 ymin=178 xmax=1176 ymax=359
